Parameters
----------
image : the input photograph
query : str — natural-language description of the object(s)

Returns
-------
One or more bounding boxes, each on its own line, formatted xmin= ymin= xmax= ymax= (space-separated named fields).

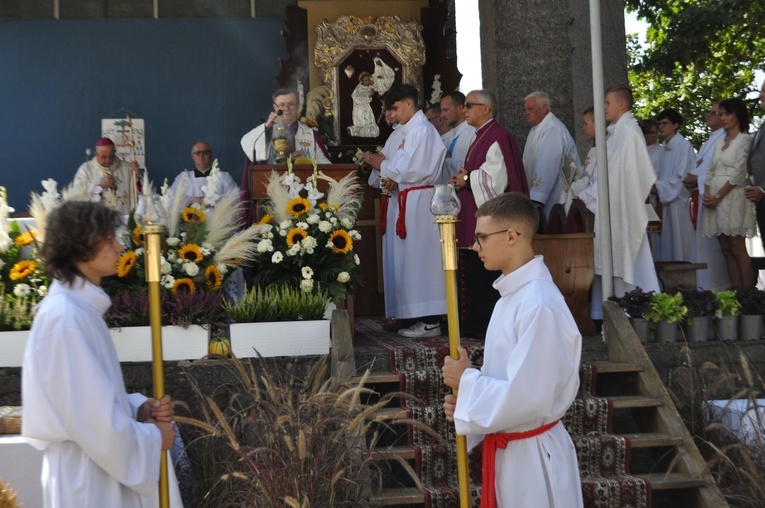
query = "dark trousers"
xmin=757 ymin=200 xmax=765 ymax=252
xmin=457 ymin=249 xmax=501 ymax=338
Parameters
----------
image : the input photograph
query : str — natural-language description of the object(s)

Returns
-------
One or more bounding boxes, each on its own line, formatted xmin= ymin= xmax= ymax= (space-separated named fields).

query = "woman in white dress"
xmin=703 ymin=98 xmax=756 ymax=287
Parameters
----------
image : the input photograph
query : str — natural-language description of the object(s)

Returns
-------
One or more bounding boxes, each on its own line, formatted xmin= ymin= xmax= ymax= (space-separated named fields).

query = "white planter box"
xmin=229 ymin=320 xmax=331 ymax=358
xmin=109 ymin=325 xmax=210 ymax=362
xmin=0 ymin=330 xmax=31 ymax=367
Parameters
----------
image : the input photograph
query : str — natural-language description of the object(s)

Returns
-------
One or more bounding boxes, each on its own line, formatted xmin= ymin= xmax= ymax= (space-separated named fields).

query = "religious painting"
xmin=101 ymin=117 xmax=146 ymax=169
xmin=314 ymin=16 xmax=426 ymax=146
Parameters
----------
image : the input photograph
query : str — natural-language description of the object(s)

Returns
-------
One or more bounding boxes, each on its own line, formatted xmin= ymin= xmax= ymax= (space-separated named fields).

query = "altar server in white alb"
xmin=362 ymin=83 xmax=447 ymax=337
xmin=442 ymin=192 xmax=583 ymax=508
xmin=73 ymin=137 xmax=140 ymax=214
xmin=652 ymin=108 xmax=696 ymax=262
xmin=22 ymin=201 xmax=181 ymax=507
xmin=240 ymin=88 xmax=331 ymax=164
xmin=167 ymin=140 xmax=239 ymax=208
xmin=522 ymin=91 xmax=581 ymax=219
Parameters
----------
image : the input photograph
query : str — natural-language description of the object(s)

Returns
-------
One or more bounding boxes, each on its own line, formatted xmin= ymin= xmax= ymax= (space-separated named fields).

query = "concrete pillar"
xmin=479 ymin=0 xmax=627 ymax=157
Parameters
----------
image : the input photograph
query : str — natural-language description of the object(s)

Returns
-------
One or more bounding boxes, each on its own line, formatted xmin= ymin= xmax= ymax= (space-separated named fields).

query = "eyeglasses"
xmin=473 ymin=228 xmax=515 ymax=249
xmin=192 ymin=150 xmax=212 ymax=156
xmin=276 ymin=102 xmax=298 ymax=110
xmin=465 ymin=102 xmax=486 ymax=110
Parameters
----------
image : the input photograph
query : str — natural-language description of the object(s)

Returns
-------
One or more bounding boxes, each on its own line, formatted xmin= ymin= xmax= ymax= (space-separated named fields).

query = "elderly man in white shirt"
xmin=522 ymin=91 xmax=581 ymax=219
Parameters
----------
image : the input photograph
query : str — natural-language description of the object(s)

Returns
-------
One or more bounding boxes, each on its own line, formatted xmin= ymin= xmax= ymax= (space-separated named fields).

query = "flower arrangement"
xmin=224 ymin=284 xmax=328 ymax=323
xmin=251 ymin=163 xmax=363 ymax=303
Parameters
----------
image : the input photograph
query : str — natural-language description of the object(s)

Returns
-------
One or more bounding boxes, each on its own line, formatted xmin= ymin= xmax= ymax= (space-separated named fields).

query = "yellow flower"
xmin=286 ymin=228 xmax=308 ymax=248
xmin=172 ymin=278 xmax=197 ymax=294
xmin=132 ymin=226 xmax=143 ymax=246
xmin=329 ymin=230 xmax=352 ymax=254
xmin=178 ymin=244 xmax=204 ymax=263
xmin=14 ymin=231 xmax=37 ymax=247
xmin=117 ymin=251 xmax=137 ymax=277
xmin=182 ymin=207 xmax=207 ymax=223
xmin=258 ymin=214 xmax=274 ymax=225
xmin=287 ymin=197 xmax=311 ymax=217
xmin=9 ymin=260 xmax=37 ymax=281
xmin=205 ymin=265 xmax=222 ymax=291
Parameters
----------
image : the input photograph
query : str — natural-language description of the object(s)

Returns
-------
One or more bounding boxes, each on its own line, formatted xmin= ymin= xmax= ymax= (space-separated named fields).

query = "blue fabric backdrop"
xmin=0 ymin=18 xmax=285 ymax=211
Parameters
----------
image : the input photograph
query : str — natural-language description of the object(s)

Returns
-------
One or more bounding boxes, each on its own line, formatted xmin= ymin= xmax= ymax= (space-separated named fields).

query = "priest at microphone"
xmin=240 ymin=87 xmax=331 ymax=164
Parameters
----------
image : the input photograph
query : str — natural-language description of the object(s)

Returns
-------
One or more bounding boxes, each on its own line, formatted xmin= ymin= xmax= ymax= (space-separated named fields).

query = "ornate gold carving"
xmin=314 ymin=15 xmax=426 ymax=142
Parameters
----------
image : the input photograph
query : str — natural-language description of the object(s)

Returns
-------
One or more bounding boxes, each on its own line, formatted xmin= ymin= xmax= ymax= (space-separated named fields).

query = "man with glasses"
xmin=166 ymin=140 xmax=239 ymax=209
xmin=442 ymin=192 xmax=583 ymax=508
xmin=240 ymin=88 xmax=331 ymax=164
xmin=521 ymin=91 xmax=581 ymax=219
xmin=683 ymin=101 xmax=730 ymax=289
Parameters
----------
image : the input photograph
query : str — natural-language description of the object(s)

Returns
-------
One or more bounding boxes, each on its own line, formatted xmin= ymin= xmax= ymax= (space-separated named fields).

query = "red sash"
xmin=395 ymin=185 xmax=433 ymax=239
xmin=480 ymin=420 xmax=560 ymax=508
xmin=380 ymin=195 xmax=389 ymax=234
xmin=689 ymin=190 xmax=699 ymax=230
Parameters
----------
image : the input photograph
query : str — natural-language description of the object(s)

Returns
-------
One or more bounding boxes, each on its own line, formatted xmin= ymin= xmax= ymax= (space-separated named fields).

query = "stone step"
xmin=589 ymin=360 xmax=643 ymax=373
xmin=609 ymin=395 xmax=662 ymax=409
xmin=622 ymin=432 xmax=684 ymax=448
xmin=370 ymin=445 xmax=416 ymax=461
xmin=642 ymin=472 xmax=706 ymax=490
xmin=368 ymin=487 xmax=424 ymax=506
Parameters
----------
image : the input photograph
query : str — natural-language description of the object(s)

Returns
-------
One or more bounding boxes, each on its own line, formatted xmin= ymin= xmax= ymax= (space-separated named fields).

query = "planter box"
xmin=229 ymin=320 xmax=331 ymax=358
xmin=109 ymin=325 xmax=210 ymax=362
xmin=0 ymin=330 xmax=31 ymax=367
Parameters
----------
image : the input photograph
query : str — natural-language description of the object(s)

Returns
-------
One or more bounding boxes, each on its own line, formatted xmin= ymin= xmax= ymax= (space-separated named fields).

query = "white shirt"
xmin=167 ymin=169 xmax=239 ymax=208
xmin=240 ymin=121 xmax=331 ymax=164
xmin=73 ymin=158 xmax=136 ymax=214
xmin=443 ymin=120 xmax=477 ymax=182
xmin=454 ymin=256 xmax=583 ymax=508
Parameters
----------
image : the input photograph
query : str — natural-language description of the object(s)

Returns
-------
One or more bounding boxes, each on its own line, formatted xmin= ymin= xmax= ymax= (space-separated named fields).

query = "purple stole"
xmin=455 ymin=120 xmax=528 ymax=246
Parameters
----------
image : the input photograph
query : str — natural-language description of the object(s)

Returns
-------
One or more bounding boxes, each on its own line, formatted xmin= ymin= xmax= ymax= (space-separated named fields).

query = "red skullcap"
xmin=96 ymin=137 xmax=115 ymax=147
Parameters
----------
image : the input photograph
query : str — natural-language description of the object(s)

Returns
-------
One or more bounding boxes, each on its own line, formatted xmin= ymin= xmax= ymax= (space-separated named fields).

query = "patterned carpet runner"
xmin=356 ymin=319 xmax=651 ymax=508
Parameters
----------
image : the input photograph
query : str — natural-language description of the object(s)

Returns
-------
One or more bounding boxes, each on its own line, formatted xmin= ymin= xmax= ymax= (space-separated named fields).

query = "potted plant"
xmin=645 ymin=292 xmax=687 ymax=343
xmin=680 ymin=288 xmax=719 ymax=342
xmin=734 ymin=286 xmax=765 ymax=340
xmin=713 ymin=290 xmax=741 ymax=341
xmin=224 ymin=284 xmax=330 ymax=358
xmin=609 ymin=287 xmax=655 ymax=343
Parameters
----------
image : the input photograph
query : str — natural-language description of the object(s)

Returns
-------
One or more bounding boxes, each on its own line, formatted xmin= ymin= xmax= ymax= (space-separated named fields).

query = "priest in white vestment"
xmin=522 ymin=91 xmax=581 ymax=219
xmin=570 ymin=107 xmax=598 ymax=213
xmin=440 ymin=91 xmax=476 ymax=183
xmin=442 ymin=193 xmax=583 ymax=508
xmin=683 ymin=103 xmax=730 ymax=289
xmin=240 ymin=88 xmax=331 ymax=164
xmin=591 ymin=86 xmax=661 ymax=318
xmin=72 ymin=137 xmax=140 ymax=214
xmin=167 ymin=141 xmax=239 ymax=209
xmin=652 ymin=109 xmax=696 ymax=262
xmin=363 ymin=84 xmax=447 ymax=338
xmin=22 ymin=201 xmax=181 ymax=508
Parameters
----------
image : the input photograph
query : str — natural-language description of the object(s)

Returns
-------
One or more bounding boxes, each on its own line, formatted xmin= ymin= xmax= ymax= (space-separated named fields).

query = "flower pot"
xmin=714 ymin=316 xmax=738 ymax=341
xmin=229 ymin=320 xmax=331 ymax=358
xmin=683 ymin=316 xmax=711 ymax=343
xmin=738 ymin=314 xmax=763 ymax=340
xmin=654 ymin=321 xmax=678 ymax=343
xmin=109 ymin=325 xmax=210 ymax=362
xmin=629 ymin=317 xmax=651 ymax=344
xmin=0 ymin=330 xmax=31 ymax=367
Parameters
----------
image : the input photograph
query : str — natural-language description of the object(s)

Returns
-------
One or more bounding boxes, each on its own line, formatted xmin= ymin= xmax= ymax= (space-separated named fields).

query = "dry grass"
xmin=700 ymin=354 xmax=765 ymax=507
xmin=0 ymin=478 xmax=19 ymax=508
xmin=176 ymin=355 xmax=433 ymax=507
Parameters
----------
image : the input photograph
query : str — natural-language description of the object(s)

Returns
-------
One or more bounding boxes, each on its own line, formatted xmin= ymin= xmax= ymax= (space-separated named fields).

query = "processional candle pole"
xmin=430 ymin=184 xmax=470 ymax=508
xmin=135 ymin=192 xmax=170 ymax=508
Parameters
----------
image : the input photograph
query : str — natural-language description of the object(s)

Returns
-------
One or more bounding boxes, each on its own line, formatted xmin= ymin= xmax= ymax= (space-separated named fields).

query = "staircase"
xmin=338 ymin=305 xmax=727 ymax=507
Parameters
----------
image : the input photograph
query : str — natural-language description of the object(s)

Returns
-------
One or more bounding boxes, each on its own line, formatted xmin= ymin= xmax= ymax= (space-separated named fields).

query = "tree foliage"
xmin=626 ymin=0 xmax=765 ymax=146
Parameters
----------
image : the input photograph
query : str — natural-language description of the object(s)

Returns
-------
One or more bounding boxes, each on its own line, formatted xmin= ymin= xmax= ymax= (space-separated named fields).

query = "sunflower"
xmin=287 ymin=197 xmax=311 ymax=217
xmin=319 ymin=202 xmax=338 ymax=212
xmin=14 ymin=231 xmax=37 ymax=247
xmin=117 ymin=251 xmax=137 ymax=277
xmin=172 ymin=278 xmax=197 ymax=294
xmin=258 ymin=213 xmax=274 ymax=225
xmin=9 ymin=260 xmax=37 ymax=281
xmin=286 ymin=228 xmax=308 ymax=248
xmin=178 ymin=244 xmax=204 ymax=263
xmin=205 ymin=265 xmax=222 ymax=291
xmin=328 ymin=230 xmax=353 ymax=254
xmin=182 ymin=207 xmax=207 ymax=223
xmin=132 ymin=226 xmax=143 ymax=246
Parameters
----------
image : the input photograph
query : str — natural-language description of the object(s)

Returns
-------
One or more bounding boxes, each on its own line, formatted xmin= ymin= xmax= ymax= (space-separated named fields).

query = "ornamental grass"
xmin=699 ymin=354 xmax=765 ymax=507
xmin=176 ymin=356 xmax=431 ymax=507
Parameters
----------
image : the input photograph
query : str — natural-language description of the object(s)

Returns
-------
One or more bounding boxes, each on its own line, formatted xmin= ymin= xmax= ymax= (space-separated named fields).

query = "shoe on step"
xmin=397 ymin=321 xmax=442 ymax=338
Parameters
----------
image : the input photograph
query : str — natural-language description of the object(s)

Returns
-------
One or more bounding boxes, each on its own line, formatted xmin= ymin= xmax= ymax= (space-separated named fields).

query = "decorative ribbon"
xmin=480 ymin=419 xmax=560 ymax=508
xmin=380 ymin=195 xmax=389 ymax=234
xmin=395 ymin=185 xmax=433 ymax=239
xmin=689 ymin=190 xmax=699 ymax=230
